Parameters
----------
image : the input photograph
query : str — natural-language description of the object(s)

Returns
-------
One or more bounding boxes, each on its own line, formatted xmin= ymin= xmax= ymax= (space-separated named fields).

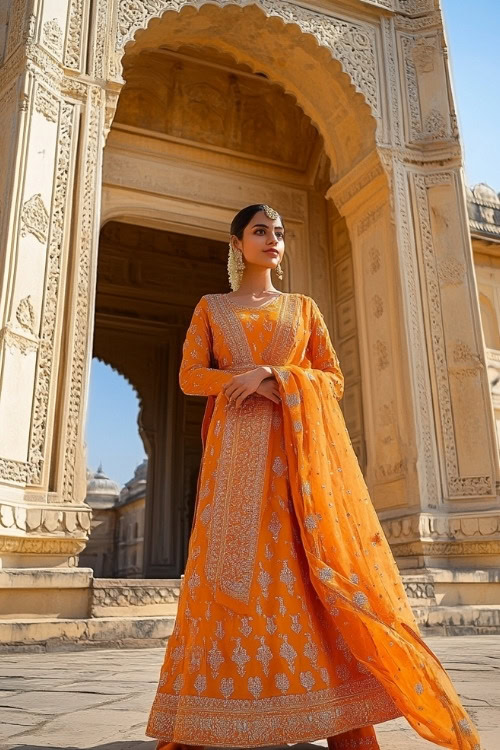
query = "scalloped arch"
xmin=114 ymin=0 xmax=380 ymax=179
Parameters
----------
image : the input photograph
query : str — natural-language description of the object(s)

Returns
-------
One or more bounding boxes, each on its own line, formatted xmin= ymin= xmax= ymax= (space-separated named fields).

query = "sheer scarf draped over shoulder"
xmin=147 ymin=292 xmax=480 ymax=750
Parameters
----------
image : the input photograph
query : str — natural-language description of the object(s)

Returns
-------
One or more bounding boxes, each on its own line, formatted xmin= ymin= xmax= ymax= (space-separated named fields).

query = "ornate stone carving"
xmin=422 ymin=108 xmax=448 ymax=140
xmin=0 ymin=41 xmax=61 ymax=96
xmin=35 ymin=85 xmax=59 ymax=123
xmin=392 ymin=540 xmax=500 ymax=557
xmin=395 ymin=0 xmax=435 ymax=15
xmin=0 ymin=502 xmax=91 ymax=536
xmin=42 ymin=18 xmax=63 ymax=57
xmin=0 ymin=457 xmax=28 ymax=484
xmin=20 ymin=194 xmax=49 ymax=243
xmin=0 ymin=535 xmax=86 ymax=558
xmin=395 ymin=12 xmax=441 ymax=31
xmin=0 ymin=326 xmax=38 ymax=355
xmin=382 ymin=511 xmax=500 ymax=545
xmin=16 ymin=296 xmax=35 ymax=333
xmin=65 ymin=0 xmax=84 ymax=69
xmin=63 ymin=88 xmax=102 ymax=501
xmin=114 ymin=0 xmax=380 ymax=115
xmin=403 ymin=579 xmax=436 ymax=601
xmin=361 ymin=0 xmax=393 ymax=8
xmin=393 ymin=161 xmax=439 ymax=505
xmin=91 ymin=582 xmax=181 ymax=609
xmin=329 ymin=162 xmax=385 ymax=210
xmin=369 ymin=247 xmax=381 ymax=275
xmin=94 ymin=0 xmax=108 ymax=79
xmin=357 ymin=205 xmax=384 ymax=235
xmin=414 ymin=173 xmax=492 ymax=497
xmin=60 ymin=77 xmax=88 ymax=100
xmin=372 ymin=294 xmax=384 ymax=318
xmin=401 ymin=35 xmax=422 ymax=143
xmin=375 ymin=339 xmax=389 ymax=370
xmin=381 ymin=16 xmax=402 ymax=148
xmin=28 ymin=102 xmax=75 ymax=486
xmin=411 ymin=36 xmax=437 ymax=73
xmin=401 ymin=36 xmax=451 ymax=143
xmin=437 ymin=254 xmax=465 ymax=286
xmin=450 ymin=340 xmax=484 ymax=381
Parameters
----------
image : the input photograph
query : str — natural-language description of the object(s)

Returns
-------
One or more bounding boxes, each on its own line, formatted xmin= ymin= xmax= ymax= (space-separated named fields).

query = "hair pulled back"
xmin=230 ymin=204 xmax=285 ymax=240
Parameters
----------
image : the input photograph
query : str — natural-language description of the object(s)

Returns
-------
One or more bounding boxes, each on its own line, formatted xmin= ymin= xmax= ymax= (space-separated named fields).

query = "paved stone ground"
xmin=0 ymin=636 xmax=498 ymax=750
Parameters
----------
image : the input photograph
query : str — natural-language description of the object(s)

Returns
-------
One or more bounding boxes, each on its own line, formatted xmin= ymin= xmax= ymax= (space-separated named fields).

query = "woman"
xmin=146 ymin=204 xmax=480 ymax=750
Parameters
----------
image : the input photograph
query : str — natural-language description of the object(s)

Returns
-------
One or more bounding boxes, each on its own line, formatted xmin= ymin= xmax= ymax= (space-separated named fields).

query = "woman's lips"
xmin=264 ymin=250 xmax=279 ymax=256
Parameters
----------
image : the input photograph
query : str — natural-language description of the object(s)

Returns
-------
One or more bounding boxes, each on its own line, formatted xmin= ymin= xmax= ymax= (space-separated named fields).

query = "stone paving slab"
xmin=0 ymin=636 xmax=498 ymax=750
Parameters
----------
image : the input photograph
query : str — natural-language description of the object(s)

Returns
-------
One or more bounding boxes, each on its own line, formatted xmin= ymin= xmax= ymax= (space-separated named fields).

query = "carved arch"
xmin=110 ymin=0 xmax=383 ymax=180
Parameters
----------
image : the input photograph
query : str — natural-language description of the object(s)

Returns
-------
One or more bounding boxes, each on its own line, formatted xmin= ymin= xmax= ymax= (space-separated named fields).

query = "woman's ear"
xmin=230 ymin=234 xmax=242 ymax=252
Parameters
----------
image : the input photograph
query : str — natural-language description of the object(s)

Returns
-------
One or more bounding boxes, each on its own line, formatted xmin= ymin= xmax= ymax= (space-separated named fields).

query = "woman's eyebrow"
xmin=251 ymin=223 xmax=285 ymax=230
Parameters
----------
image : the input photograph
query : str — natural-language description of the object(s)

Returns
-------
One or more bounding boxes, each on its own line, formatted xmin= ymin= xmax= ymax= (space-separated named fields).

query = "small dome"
xmin=86 ymin=464 xmax=120 ymax=508
xmin=473 ymin=183 xmax=499 ymax=204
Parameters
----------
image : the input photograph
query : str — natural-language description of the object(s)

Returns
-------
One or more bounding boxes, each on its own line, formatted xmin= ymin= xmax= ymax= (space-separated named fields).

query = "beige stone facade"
xmin=1 ymin=0 xmax=500 ymax=628
xmin=80 ymin=461 xmax=146 ymax=578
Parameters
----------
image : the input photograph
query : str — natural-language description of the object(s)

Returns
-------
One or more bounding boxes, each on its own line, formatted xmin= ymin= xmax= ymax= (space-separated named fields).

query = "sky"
xmin=441 ymin=0 xmax=499 ymax=188
xmin=85 ymin=1 xmax=500 ymax=488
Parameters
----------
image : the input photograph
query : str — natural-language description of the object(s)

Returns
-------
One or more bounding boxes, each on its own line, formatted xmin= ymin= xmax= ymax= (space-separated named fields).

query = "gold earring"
xmin=275 ymin=260 xmax=284 ymax=280
xmin=227 ymin=241 xmax=245 ymax=291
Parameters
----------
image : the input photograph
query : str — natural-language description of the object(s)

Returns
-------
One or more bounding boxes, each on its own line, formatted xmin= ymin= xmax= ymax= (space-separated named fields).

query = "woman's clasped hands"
xmin=222 ymin=366 xmax=281 ymax=407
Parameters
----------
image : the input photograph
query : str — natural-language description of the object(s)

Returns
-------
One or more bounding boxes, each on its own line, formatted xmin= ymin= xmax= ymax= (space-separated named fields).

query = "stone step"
xmin=0 ymin=615 xmax=176 ymax=653
xmin=414 ymin=604 xmax=500 ymax=636
xmin=2 ymin=605 xmax=500 ymax=652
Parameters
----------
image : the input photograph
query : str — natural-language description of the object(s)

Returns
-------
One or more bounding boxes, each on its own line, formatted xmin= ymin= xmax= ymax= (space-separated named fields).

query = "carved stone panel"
xmin=353 ymin=204 xmax=407 ymax=505
xmin=412 ymin=171 xmax=495 ymax=498
xmin=400 ymin=32 xmax=454 ymax=146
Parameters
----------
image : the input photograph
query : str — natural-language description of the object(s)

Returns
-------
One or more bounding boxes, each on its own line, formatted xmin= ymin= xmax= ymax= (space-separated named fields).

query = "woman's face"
xmin=231 ymin=210 xmax=285 ymax=273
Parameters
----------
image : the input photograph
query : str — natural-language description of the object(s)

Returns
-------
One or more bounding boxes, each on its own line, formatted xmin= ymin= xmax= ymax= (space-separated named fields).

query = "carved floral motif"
xmin=35 ymin=86 xmax=59 ymax=123
xmin=20 ymin=194 xmax=49 ymax=243
xmin=42 ymin=18 xmax=63 ymax=57
xmin=16 ymin=296 xmax=35 ymax=333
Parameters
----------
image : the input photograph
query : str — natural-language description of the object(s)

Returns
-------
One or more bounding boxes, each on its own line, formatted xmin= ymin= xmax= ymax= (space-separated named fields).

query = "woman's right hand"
xmin=255 ymin=377 xmax=281 ymax=404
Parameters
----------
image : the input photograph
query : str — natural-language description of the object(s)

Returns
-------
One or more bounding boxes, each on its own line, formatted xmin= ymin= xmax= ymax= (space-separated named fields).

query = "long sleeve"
xmin=179 ymin=296 xmax=235 ymax=396
xmin=305 ymin=298 xmax=344 ymax=401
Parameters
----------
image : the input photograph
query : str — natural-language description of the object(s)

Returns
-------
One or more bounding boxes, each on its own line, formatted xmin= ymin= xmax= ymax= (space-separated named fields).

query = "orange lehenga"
xmin=146 ymin=292 xmax=481 ymax=750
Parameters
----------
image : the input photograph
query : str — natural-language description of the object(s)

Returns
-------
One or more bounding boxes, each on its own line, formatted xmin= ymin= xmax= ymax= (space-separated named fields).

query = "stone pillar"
xmin=328 ymin=6 xmax=500 ymax=575
xmin=0 ymin=1 xmax=102 ymax=567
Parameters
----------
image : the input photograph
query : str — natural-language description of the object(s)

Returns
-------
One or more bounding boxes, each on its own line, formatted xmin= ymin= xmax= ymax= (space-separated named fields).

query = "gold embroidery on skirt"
xmin=205 ymin=396 xmax=273 ymax=608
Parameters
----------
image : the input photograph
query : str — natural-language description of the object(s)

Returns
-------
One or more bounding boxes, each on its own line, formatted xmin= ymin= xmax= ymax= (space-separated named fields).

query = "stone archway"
xmin=96 ymin=18 xmax=373 ymax=574
xmin=1 ymin=0 xmax=498 ymax=599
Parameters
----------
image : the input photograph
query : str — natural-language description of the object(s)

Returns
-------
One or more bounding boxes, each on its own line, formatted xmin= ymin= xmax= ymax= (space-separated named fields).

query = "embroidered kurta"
xmin=146 ymin=292 xmax=481 ymax=750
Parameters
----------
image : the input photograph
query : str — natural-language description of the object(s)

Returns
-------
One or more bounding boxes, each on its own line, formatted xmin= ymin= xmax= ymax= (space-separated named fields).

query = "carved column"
xmin=329 ymin=4 xmax=500 ymax=573
xmin=0 ymin=1 xmax=102 ymax=567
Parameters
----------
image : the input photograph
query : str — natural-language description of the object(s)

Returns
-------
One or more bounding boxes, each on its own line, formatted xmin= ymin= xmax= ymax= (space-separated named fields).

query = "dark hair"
xmin=230 ymin=204 xmax=285 ymax=240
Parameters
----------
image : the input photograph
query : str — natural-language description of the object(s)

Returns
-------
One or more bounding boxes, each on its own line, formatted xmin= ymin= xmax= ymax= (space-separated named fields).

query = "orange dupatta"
xmin=268 ymin=358 xmax=481 ymax=750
